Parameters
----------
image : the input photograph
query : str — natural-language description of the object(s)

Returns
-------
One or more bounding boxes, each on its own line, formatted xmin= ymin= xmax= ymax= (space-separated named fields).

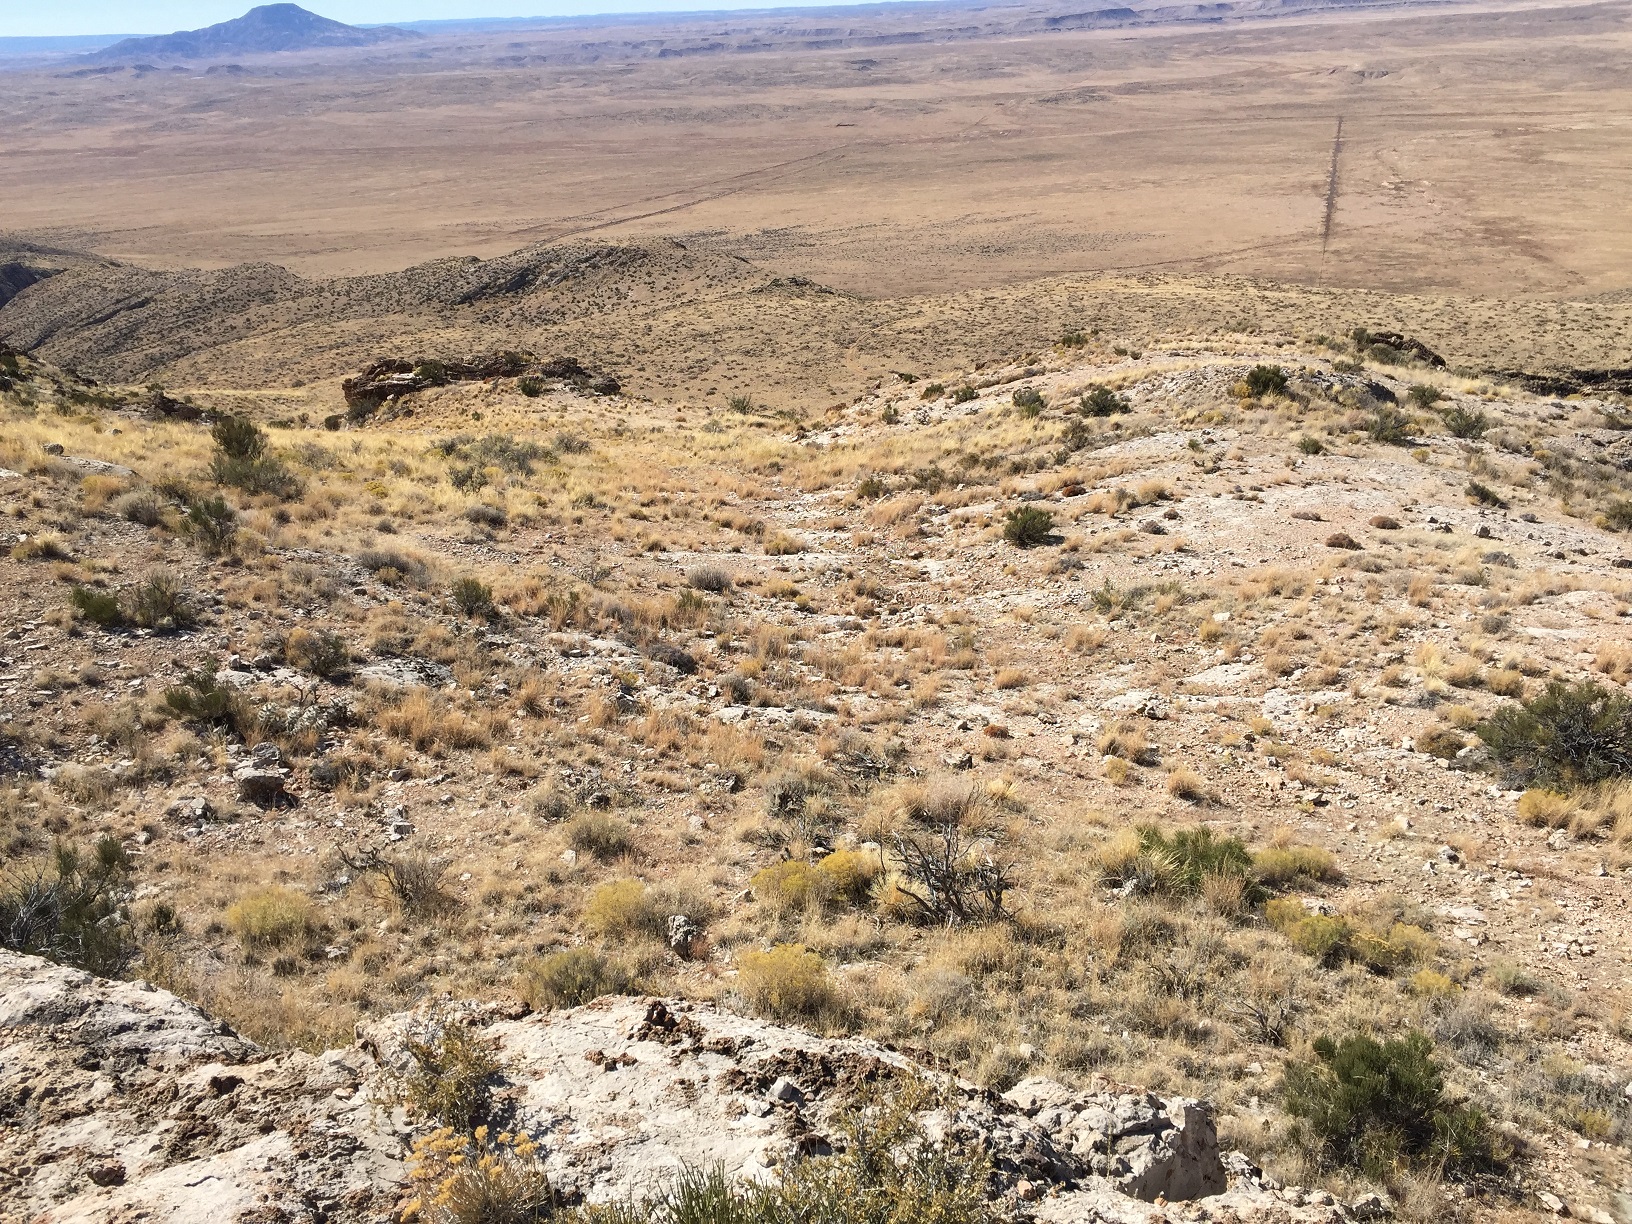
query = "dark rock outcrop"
xmin=341 ymin=351 xmax=618 ymax=410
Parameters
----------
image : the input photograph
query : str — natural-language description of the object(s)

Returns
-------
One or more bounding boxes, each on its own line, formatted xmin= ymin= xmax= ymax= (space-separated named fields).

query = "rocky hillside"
xmin=2 ymin=311 xmax=1630 ymax=1224
xmin=3 ymin=235 xmax=1631 ymax=411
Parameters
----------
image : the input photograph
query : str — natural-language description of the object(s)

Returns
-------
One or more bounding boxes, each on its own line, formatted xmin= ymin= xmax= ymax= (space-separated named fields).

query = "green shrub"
xmin=1080 ymin=385 xmax=1128 ymax=417
xmin=0 ymin=837 xmax=134 ymax=974
xmin=113 ymin=488 xmax=165 ymax=526
xmin=1285 ymin=1030 xmax=1503 ymax=1178
xmin=1255 ymin=844 xmax=1342 ymax=887
xmin=584 ymin=879 xmax=661 ymax=940
xmin=210 ymin=415 xmax=300 ymax=497
xmin=1465 ymin=480 xmax=1507 ymax=508
xmin=1477 ymin=680 xmax=1632 ymax=788
xmin=1125 ymin=825 xmax=1259 ymax=899
xmin=566 ymin=812 xmax=635 ymax=861
xmin=1011 ymin=386 xmax=1045 ymax=417
xmin=517 ymin=948 xmax=631 ymax=1010
xmin=752 ymin=859 xmax=835 ymax=914
xmin=517 ymin=375 xmax=545 ymax=397
xmin=282 ymin=627 xmax=350 ymax=677
xmin=1440 ymin=405 xmax=1488 ymax=438
xmin=950 ymin=386 xmax=977 ymax=404
xmin=1297 ymin=435 xmax=1325 ymax=455
xmin=1367 ymin=407 xmax=1413 ymax=445
xmin=1407 ymin=383 xmax=1443 ymax=409
xmin=184 ymin=494 xmax=239 ymax=555
xmin=211 ymin=452 xmax=302 ymax=497
xmin=920 ymin=382 xmax=945 ymax=400
xmin=70 ymin=585 xmax=123 ymax=627
xmin=1002 ymin=505 xmax=1054 ymax=548
xmin=1601 ymin=499 xmax=1632 ymax=532
xmin=212 ymin=414 xmax=266 ymax=461
xmin=1245 ymin=365 xmax=1289 ymax=397
xmin=405 ymin=1021 xmax=500 ymax=1131
xmin=124 ymin=571 xmax=194 ymax=631
xmin=726 ymin=394 xmax=754 ymax=413
xmin=226 ymin=885 xmax=316 ymax=949
xmin=164 ymin=664 xmax=247 ymax=729
xmin=737 ymin=944 xmax=839 ymax=1022
xmin=452 ymin=577 xmax=495 ymax=618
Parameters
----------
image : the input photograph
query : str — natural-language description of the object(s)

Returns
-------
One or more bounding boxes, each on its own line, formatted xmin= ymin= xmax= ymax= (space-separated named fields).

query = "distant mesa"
xmin=90 ymin=4 xmax=420 ymax=61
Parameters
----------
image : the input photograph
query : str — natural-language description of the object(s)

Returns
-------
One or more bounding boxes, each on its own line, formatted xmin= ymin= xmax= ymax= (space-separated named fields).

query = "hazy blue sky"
xmin=2 ymin=1 xmax=837 ymax=38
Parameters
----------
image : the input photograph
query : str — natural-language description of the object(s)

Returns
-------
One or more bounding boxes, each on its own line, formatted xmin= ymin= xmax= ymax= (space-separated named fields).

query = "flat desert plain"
xmin=1 ymin=0 xmax=1630 ymax=301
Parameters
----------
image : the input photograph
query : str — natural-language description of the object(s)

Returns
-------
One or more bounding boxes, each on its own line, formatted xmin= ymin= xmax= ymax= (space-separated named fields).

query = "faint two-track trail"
xmin=1322 ymin=116 xmax=1344 ymax=253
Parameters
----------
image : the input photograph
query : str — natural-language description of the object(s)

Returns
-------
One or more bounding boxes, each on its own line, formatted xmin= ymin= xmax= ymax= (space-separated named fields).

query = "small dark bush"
xmin=855 ymin=474 xmax=887 ymax=499
xmin=212 ymin=415 xmax=266 ymax=461
xmin=1106 ymin=824 xmax=1260 ymax=899
xmin=464 ymin=503 xmax=508 ymax=528
xmin=113 ymin=489 xmax=164 ymax=527
xmin=1367 ymin=407 xmax=1413 ymax=445
xmin=726 ymin=394 xmax=754 ymax=413
xmin=469 ymin=433 xmax=550 ymax=472
xmin=1408 ymin=384 xmax=1444 ymax=409
xmin=553 ymin=431 xmax=589 ymax=455
xmin=448 ymin=464 xmax=488 ymax=493
xmin=1600 ymin=499 xmax=1632 ymax=532
xmin=1297 ymin=436 xmax=1325 ymax=455
xmin=70 ymin=585 xmax=122 ymax=628
xmin=1245 ymin=365 xmax=1289 ymax=397
xmin=452 ymin=577 xmax=495 ymax=618
xmin=1477 ymin=680 xmax=1632 ymax=788
xmin=1003 ymin=505 xmax=1054 ymax=547
xmin=688 ymin=566 xmax=733 ymax=593
xmin=283 ymin=627 xmax=351 ymax=678
xmin=950 ymin=385 xmax=977 ymax=404
xmin=124 ymin=571 xmax=194 ymax=631
xmin=0 ymin=837 xmax=133 ymax=975
xmin=920 ymin=382 xmax=945 ymax=400
xmin=210 ymin=452 xmax=302 ymax=497
xmin=413 ymin=359 xmax=450 ymax=386
xmin=517 ymin=375 xmax=545 ymax=397
xmin=404 ymin=1021 xmax=499 ymax=1131
xmin=1441 ymin=405 xmax=1489 ymax=439
xmin=1012 ymin=386 xmax=1045 ymax=417
xmin=164 ymin=664 xmax=247 ymax=729
xmin=1466 ymin=481 xmax=1508 ymax=508
xmin=913 ymin=464 xmax=947 ymax=493
xmin=359 ymin=548 xmax=430 ymax=585
xmin=518 ymin=948 xmax=632 ymax=1010
xmin=567 ymin=812 xmax=636 ymax=861
xmin=185 ymin=494 xmax=238 ymax=556
xmin=1059 ymin=330 xmax=1089 ymax=348
xmin=210 ymin=416 xmax=299 ymax=497
xmin=1080 ymin=385 xmax=1128 ymax=417
xmin=1285 ymin=1030 xmax=1503 ymax=1179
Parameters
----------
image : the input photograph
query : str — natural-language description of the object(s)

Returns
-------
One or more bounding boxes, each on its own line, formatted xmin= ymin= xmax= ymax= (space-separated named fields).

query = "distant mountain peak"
xmin=91 ymin=4 xmax=420 ymax=61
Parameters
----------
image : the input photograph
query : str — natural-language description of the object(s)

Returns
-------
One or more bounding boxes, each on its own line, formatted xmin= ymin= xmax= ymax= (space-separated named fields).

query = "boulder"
xmin=1001 ymin=1077 xmax=1227 ymax=1201
xmin=233 ymin=765 xmax=289 ymax=807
